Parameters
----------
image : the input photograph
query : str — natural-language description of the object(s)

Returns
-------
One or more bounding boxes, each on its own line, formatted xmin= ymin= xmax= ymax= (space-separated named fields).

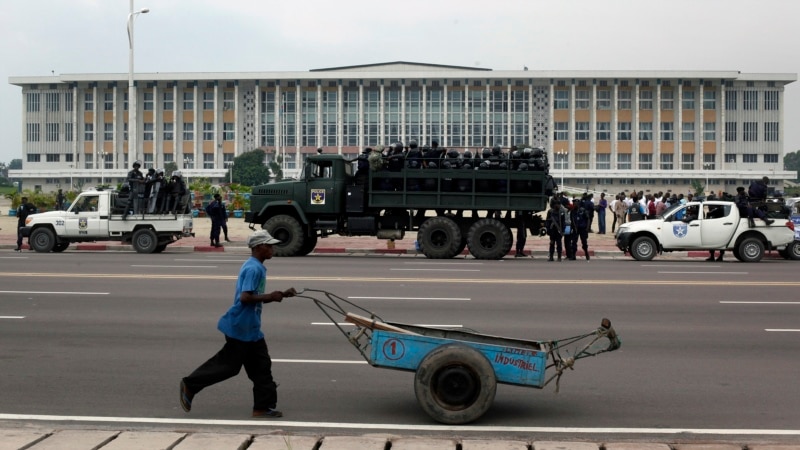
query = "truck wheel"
xmin=418 ymin=216 xmax=463 ymax=259
xmin=263 ymin=215 xmax=304 ymax=257
xmin=786 ymin=241 xmax=800 ymax=261
xmin=466 ymin=218 xmax=512 ymax=260
xmin=630 ymin=236 xmax=657 ymax=261
xmin=132 ymin=229 xmax=158 ymax=254
xmin=52 ymin=242 xmax=70 ymax=253
xmin=738 ymin=237 xmax=765 ymax=262
xmin=414 ymin=344 xmax=497 ymax=425
xmin=296 ymin=233 xmax=318 ymax=256
xmin=30 ymin=228 xmax=56 ymax=253
xmin=732 ymin=247 xmax=743 ymax=262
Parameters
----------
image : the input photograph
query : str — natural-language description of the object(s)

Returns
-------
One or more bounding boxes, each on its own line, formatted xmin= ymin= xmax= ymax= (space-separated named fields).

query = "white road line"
xmin=403 ymin=262 xmax=484 ymax=265
xmin=173 ymin=259 xmax=244 ymax=262
xmin=272 ymin=359 xmax=367 ymax=364
xmin=0 ymin=291 xmax=109 ymax=295
xmin=390 ymin=268 xmax=481 ymax=272
xmin=311 ymin=322 xmax=463 ymax=328
xmin=721 ymin=301 xmax=800 ymax=305
xmin=643 ymin=264 xmax=719 ymax=267
xmin=766 ymin=329 xmax=800 ymax=332
xmin=348 ymin=296 xmax=470 ymax=301
xmin=0 ymin=316 xmax=25 ymax=319
xmin=130 ymin=265 xmax=219 ymax=268
xmin=657 ymin=271 xmax=747 ymax=275
xmin=0 ymin=414 xmax=799 ymax=435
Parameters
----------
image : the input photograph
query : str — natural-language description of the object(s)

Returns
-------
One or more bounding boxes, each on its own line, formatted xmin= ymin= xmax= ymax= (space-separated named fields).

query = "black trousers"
xmin=183 ymin=336 xmax=277 ymax=410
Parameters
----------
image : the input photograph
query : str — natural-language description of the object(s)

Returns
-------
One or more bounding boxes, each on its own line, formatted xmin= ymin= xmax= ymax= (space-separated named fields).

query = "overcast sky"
xmin=2 ymin=0 xmax=799 ymax=165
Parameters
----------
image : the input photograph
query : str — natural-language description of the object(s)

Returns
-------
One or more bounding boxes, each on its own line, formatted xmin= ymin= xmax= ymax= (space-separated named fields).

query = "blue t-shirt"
xmin=217 ymin=257 xmax=266 ymax=342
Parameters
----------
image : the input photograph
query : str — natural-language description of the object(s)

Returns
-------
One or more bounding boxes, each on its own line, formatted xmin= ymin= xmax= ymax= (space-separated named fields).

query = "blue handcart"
xmin=298 ymin=289 xmax=621 ymax=424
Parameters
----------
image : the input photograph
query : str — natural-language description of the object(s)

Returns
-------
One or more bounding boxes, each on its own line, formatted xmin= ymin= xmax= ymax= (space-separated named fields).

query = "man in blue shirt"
xmin=180 ymin=230 xmax=297 ymax=418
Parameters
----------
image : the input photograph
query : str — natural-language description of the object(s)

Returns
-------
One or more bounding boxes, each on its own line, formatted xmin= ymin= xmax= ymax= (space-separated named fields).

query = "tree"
xmin=783 ymin=150 xmax=800 ymax=181
xmin=164 ymin=162 xmax=178 ymax=177
xmin=8 ymin=159 xmax=22 ymax=170
xmin=690 ymin=179 xmax=705 ymax=197
xmin=233 ymin=149 xmax=272 ymax=187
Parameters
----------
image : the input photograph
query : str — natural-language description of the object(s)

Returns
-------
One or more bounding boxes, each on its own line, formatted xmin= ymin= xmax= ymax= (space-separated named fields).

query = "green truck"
xmin=246 ymin=153 xmax=556 ymax=259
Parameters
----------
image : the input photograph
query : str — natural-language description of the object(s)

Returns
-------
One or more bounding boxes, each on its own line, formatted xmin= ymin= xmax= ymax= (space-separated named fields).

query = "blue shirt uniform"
xmin=217 ymin=257 xmax=266 ymax=341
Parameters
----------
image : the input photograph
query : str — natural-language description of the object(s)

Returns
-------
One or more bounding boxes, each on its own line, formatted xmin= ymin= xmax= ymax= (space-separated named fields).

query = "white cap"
xmin=247 ymin=230 xmax=281 ymax=248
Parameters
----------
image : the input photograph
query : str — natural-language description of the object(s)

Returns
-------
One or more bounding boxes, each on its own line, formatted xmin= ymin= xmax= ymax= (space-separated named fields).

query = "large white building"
xmin=8 ymin=62 xmax=797 ymax=194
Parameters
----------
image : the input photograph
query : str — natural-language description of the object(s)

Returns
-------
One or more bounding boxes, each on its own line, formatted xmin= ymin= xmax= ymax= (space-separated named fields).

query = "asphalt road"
xmin=1 ymin=252 xmax=799 ymax=443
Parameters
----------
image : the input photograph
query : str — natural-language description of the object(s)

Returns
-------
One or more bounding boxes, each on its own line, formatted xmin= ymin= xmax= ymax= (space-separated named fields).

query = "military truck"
xmin=246 ymin=150 xmax=555 ymax=259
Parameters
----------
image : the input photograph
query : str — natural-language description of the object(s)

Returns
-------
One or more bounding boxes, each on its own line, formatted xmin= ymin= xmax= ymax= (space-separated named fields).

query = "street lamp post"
xmin=703 ymin=163 xmax=711 ymax=196
xmin=98 ymin=151 xmax=107 ymax=186
xmin=226 ymin=161 xmax=234 ymax=184
xmin=127 ymin=1 xmax=149 ymax=167
xmin=557 ymin=149 xmax=567 ymax=190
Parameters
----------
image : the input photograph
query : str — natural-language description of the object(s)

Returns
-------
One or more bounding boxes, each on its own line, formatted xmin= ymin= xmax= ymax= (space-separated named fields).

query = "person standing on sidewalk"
xmin=180 ymin=229 xmax=298 ymax=418
xmin=15 ymin=197 xmax=36 ymax=251
xmin=597 ymin=192 xmax=607 ymax=234
xmin=205 ymin=194 xmax=225 ymax=247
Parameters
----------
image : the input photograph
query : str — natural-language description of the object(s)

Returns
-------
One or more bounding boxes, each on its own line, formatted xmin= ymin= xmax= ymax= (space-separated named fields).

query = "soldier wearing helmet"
xmin=123 ymin=160 xmax=145 ymax=219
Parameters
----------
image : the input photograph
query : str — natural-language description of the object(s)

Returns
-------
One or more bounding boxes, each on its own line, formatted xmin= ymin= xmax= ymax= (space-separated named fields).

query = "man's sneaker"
xmin=179 ymin=380 xmax=193 ymax=413
xmin=252 ymin=408 xmax=283 ymax=418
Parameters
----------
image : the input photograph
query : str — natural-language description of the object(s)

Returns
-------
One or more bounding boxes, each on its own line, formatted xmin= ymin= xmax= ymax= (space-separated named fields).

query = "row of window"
xmin=25 ymin=91 xmax=237 ymax=113
xmin=26 ymin=152 xmax=235 ymax=170
xmin=25 ymin=122 xmax=236 ymax=142
xmin=553 ymin=153 xmax=777 ymax=171
xmin=553 ymin=121 xmax=779 ymax=142
xmin=552 ymin=89 xmax=779 ymax=111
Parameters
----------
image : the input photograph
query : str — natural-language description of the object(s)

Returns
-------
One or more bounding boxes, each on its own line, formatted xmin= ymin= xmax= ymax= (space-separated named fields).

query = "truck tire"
xmin=466 ymin=218 xmax=512 ymax=260
xmin=30 ymin=228 xmax=56 ymax=253
xmin=263 ymin=215 xmax=304 ymax=257
xmin=630 ymin=236 xmax=657 ymax=261
xmin=414 ymin=344 xmax=497 ymax=425
xmin=52 ymin=242 xmax=70 ymax=253
xmin=732 ymin=247 xmax=743 ymax=262
xmin=296 ymin=233 xmax=318 ymax=256
xmin=132 ymin=229 xmax=158 ymax=254
xmin=418 ymin=217 xmax=463 ymax=259
xmin=784 ymin=241 xmax=800 ymax=260
xmin=738 ymin=237 xmax=765 ymax=262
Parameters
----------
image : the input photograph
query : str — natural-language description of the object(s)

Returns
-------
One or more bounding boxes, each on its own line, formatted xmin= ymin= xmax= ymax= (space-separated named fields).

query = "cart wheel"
xmin=414 ymin=344 xmax=497 ymax=424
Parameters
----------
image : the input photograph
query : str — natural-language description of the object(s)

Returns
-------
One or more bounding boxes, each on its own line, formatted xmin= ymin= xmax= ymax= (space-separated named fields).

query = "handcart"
xmin=297 ymin=289 xmax=621 ymax=425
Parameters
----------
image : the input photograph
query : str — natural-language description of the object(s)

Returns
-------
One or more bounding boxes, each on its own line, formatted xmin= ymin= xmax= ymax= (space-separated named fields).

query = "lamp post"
xmin=703 ymin=163 xmax=712 ymax=196
xmin=98 ymin=151 xmax=108 ymax=186
xmin=127 ymin=1 xmax=149 ymax=167
xmin=225 ymin=161 xmax=234 ymax=184
xmin=557 ymin=149 xmax=567 ymax=190
xmin=68 ymin=164 xmax=74 ymax=191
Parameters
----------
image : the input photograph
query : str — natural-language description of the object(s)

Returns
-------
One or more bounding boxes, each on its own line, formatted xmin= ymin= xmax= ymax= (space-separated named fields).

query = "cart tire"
xmin=263 ymin=215 xmax=304 ymax=257
xmin=417 ymin=216 xmax=463 ymax=259
xmin=414 ymin=344 xmax=497 ymax=424
xmin=466 ymin=218 xmax=512 ymax=260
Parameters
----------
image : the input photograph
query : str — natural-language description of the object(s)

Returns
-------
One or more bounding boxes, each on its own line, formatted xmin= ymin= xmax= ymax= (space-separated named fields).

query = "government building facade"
xmin=9 ymin=62 xmax=797 ymax=194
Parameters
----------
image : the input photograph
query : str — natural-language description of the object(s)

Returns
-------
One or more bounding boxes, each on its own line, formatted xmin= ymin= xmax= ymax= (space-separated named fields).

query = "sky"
xmin=2 ymin=0 xmax=799 ymax=165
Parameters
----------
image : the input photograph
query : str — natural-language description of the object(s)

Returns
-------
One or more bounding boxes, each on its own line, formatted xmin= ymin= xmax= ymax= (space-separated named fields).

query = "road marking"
xmin=272 ymin=359 xmax=367 ymax=364
xmin=0 ymin=413 xmax=799 ymax=435
xmin=174 ymin=259 xmax=244 ymax=263
xmin=657 ymin=271 xmax=747 ymax=275
xmin=0 ymin=316 xmax=25 ymax=319
xmin=721 ymin=301 xmax=800 ymax=305
xmin=0 ymin=291 xmax=109 ymax=295
xmin=348 ymin=296 xmax=470 ymax=301
xmin=403 ymin=262 xmax=484 ymax=265
xmin=766 ymin=329 xmax=800 ymax=332
xmin=311 ymin=322 xmax=463 ymax=328
xmin=643 ymin=264 xmax=720 ymax=268
xmin=130 ymin=265 xmax=219 ymax=268
xmin=390 ymin=268 xmax=481 ymax=272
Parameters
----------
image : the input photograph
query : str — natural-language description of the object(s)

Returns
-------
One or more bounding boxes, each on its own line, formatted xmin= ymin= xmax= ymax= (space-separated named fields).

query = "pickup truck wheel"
xmin=467 ymin=218 xmax=512 ymax=260
xmin=630 ymin=236 xmax=657 ymax=261
xmin=132 ymin=229 xmax=158 ymax=254
xmin=414 ymin=344 xmax=497 ymax=425
xmin=785 ymin=241 xmax=800 ymax=261
xmin=732 ymin=247 xmax=743 ymax=262
xmin=30 ymin=228 xmax=56 ymax=253
xmin=296 ymin=233 xmax=318 ymax=256
xmin=263 ymin=215 xmax=304 ymax=257
xmin=52 ymin=242 xmax=70 ymax=253
xmin=418 ymin=216 xmax=463 ymax=259
xmin=738 ymin=237 xmax=765 ymax=262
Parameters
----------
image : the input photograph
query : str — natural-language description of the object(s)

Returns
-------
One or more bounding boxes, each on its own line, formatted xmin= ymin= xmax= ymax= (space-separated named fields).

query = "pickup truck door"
xmin=65 ymin=194 xmax=105 ymax=237
xmin=700 ymin=203 xmax=736 ymax=247
xmin=659 ymin=204 xmax=703 ymax=248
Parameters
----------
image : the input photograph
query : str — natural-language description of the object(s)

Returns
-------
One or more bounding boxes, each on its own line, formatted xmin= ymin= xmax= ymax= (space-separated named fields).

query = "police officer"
xmin=206 ymin=193 xmax=226 ymax=247
xmin=15 ymin=196 xmax=36 ymax=251
xmin=124 ymin=160 xmax=145 ymax=218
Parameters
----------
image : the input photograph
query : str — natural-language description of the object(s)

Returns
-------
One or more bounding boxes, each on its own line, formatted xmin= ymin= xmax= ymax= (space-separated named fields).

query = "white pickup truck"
xmin=21 ymin=189 xmax=194 ymax=254
xmin=615 ymin=200 xmax=799 ymax=262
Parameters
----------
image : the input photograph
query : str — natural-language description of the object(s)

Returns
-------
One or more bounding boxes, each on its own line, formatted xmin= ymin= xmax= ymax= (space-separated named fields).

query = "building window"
xmin=553 ymin=122 xmax=568 ymax=141
xmin=575 ymin=89 xmax=589 ymax=109
xmin=743 ymin=91 xmax=758 ymax=110
xmin=553 ymin=89 xmax=569 ymax=109
xmin=703 ymin=154 xmax=715 ymax=169
xmin=123 ymin=122 xmax=128 ymax=141
xmin=84 ymin=153 xmax=93 ymax=169
xmin=703 ymin=90 xmax=716 ymax=109
xmin=143 ymin=123 xmax=154 ymax=141
xmin=682 ymin=122 xmax=695 ymax=141
xmin=223 ymin=91 xmax=235 ymax=110
xmin=203 ymin=91 xmax=214 ymax=110
xmin=724 ymin=154 xmax=736 ymax=163
xmin=65 ymin=92 xmax=73 ymax=112
xmin=183 ymin=91 xmax=194 ymax=110
xmin=743 ymin=154 xmax=758 ymax=163
xmin=681 ymin=153 xmax=694 ymax=170
xmin=660 ymin=153 xmax=674 ymax=170
xmin=596 ymin=89 xmax=611 ymax=109
xmin=143 ymin=92 xmax=154 ymax=111
xmin=764 ymin=154 xmax=779 ymax=163
xmin=575 ymin=122 xmax=589 ymax=140
xmin=617 ymin=153 xmax=632 ymax=170
xmin=660 ymin=122 xmax=674 ymax=141
xmin=617 ymin=121 xmax=631 ymax=141
xmin=703 ymin=122 xmax=716 ymax=141
xmin=46 ymin=123 xmax=59 ymax=142
xmin=163 ymin=91 xmax=174 ymax=110
xmin=596 ymin=122 xmax=611 ymax=141
xmin=104 ymin=92 xmax=114 ymax=111
xmin=725 ymin=122 xmax=737 ymax=141
xmin=46 ymin=154 xmax=60 ymax=163
xmin=84 ymin=123 xmax=94 ymax=141
xmin=764 ymin=122 xmax=779 ymax=142
xmin=725 ymin=90 xmax=737 ymax=110
xmin=661 ymin=89 xmax=674 ymax=110
xmin=617 ymin=89 xmax=632 ymax=110
xmin=639 ymin=153 xmax=653 ymax=170
xmin=639 ymin=122 xmax=653 ymax=141
xmin=743 ymin=121 xmax=758 ymax=141
xmin=183 ymin=122 xmax=194 ymax=140
xmin=682 ymin=90 xmax=695 ymax=110
xmin=596 ymin=153 xmax=611 ymax=170
xmin=104 ymin=123 xmax=113 ymax=141
xmin=764 ymin=91 xmax=779 ymax=110
xmin=203 ymin=153 xmax=215 ymax=169
xmin=163 ymin=153 xmax=174 ymax=164
xmin=46 ymin=92 xmax=60 ymax=111
xmin=163 ymin=122 xmax=174 ymax=140
xmin=27 ymin=93 xmax=40 ymax=112
xmin=27 ymin=154 xmax=41 ymax=163
xmin=65 ymin=122 xmax=73 ymax=141
xmin=575 ymin=153 xmax=590 ymax=170
xmin=123 ymin=93 xmax=128 ymax=111
xmin=203 ymin=122 xmax=214 ymax=140
xmin=143 ymin=153 xmax=153 ymax=169
xmin=223 ymin=122 xmax=235 ymax=141
xmin=639 ymin=89 xmax=653 ymax=110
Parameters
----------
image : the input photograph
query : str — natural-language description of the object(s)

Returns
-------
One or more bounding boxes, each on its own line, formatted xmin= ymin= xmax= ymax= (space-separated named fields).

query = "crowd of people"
xmin=120 ymin=160 xmax=189 ymax=217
